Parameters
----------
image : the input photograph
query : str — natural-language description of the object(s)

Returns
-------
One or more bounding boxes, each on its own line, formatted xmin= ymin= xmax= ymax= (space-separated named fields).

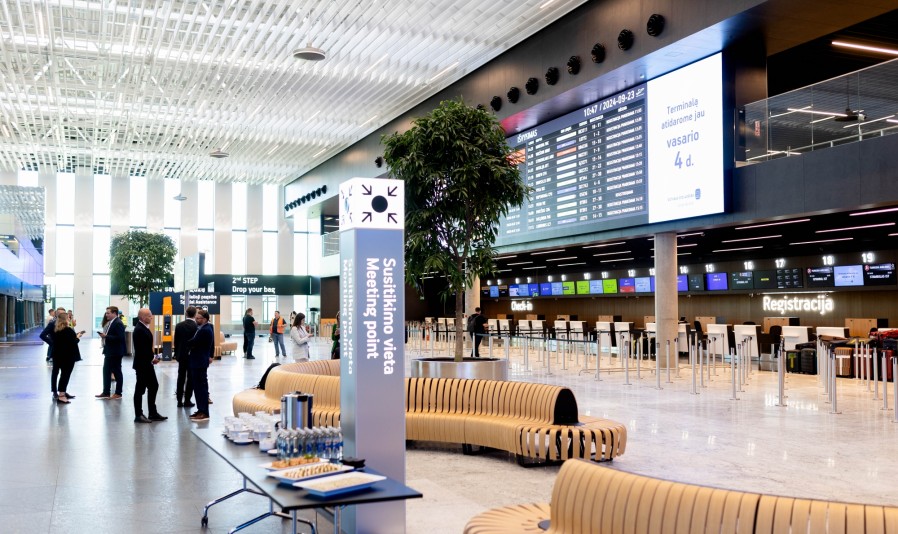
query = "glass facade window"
xmin=164 ymin=228 xmax=180 ymax=264
xmin=129 ymin=176 xmax=147 ymax=228
xmin=93 ymin=226 xmax=111 ymax=274
xmin=293 ymin=232 xmax=308 ymax=276
xmin=163 ymin=179 xmax=182 ymax=228
xmin=18 ymin=170 xmax=38 ymax=187
xmin=56 ymin=173 xmax=76 ymax=225
xmin=262 ymin=184 xmax=278 ymax=231
xmin=196 ymin=181 xmax=215 ymax=228
xmin=231 ymin=295 xmax=246 ymax=322
xmin=93 ymin=174 xmax=111 ymax=226
xmin=262 ymin=295 xmax=277 ymax=323
xmin=93 ymin=275 xmax=110 ymax=329
xmin=232 ymin=182 xmax=247 ymax=230
xmin=232 ymin=231 xmax=246 ymax=275
xmin=262 ymin=232 xmax=278 ymax=275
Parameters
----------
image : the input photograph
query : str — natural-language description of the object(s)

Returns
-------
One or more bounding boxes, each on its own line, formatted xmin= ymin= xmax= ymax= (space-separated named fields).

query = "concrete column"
xmin=39 ymin=170 xmax=57 ymax=278
xmin=214 ymin=182 xmax=232 ymax=319
xmin=654 ymin=232 xmax=678 ymax=368
xmin=246 ymin=184 xmax=263 ymax=275
xmin=465 ymin=275 xmax=481 ymax=314
xmin=73 ymin=167 xmax=94 ymax=329
xmin=179 ymin=180 xmax=198 ymax=258
xmin=0 ymin=170 xmax=17 ymax=185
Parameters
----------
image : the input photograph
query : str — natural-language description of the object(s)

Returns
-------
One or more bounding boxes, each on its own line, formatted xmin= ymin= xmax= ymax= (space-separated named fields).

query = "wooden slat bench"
xmin=464 ymin=458 xmax=898 ymax=533
xmin=232 ymin=361 xmax=626 ymax=465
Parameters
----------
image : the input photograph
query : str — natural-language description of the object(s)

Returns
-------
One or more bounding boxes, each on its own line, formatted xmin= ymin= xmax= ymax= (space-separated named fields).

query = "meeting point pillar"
xmin=339 ymin=177 xmax=407 ymax=534
xmin=654 ymin=232 xmax=678 ymax=369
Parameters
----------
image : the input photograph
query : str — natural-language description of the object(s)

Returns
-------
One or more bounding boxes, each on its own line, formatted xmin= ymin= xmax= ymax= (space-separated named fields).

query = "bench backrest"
xmin=263 ymin=369 xmax=340 ymax=410
xmin=549 ymin=459 xmax=898 ymax=534
xmin=406 ymin=377 xmax=579 ymax=424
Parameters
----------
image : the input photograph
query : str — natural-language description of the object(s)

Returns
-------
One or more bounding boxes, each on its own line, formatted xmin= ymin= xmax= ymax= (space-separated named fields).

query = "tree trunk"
xmin=454 ymin=287 xmax=465 ymax=362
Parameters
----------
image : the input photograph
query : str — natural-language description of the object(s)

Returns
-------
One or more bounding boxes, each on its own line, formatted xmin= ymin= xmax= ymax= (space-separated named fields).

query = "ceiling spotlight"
xmin=591 ymin=43 xmax=606 ymax=63
xmin=525 ymin=77 xmax=539 ymax=95
xmin=490 ymin=96 xmax=502 ymax=112
xmin=618 ymin=29 xmax=634 ymax=50
xmin=507 ymin=86 xmax=520 ymax=103
xmin=293 ymin=43 xmax=326 ymax=61
xmin=209 ymin=149 xmax=229 ymax=158
xmin=173 ymin=194 xmax=187 ymax=201
xmin=646 ymin=14 xmax=665 ymax=37
xmin=321 ymin=185 xmax=327 ymax=194
xmin=566 ymin=55 xmax=581 ymax=75
xmin=545 ymin=67 xmax=559 ymax=85
xmin=375 ymin=156 xmax=384 ymax=168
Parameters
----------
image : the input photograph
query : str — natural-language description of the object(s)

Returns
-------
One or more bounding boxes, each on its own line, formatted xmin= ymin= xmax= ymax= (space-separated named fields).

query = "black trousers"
xmin=134 ymin=366 xmax=160 ymax=417
xmin=244 ymin=333 xmax=255 ymax=357
xmin=102 ymin=356 xmax=123 ymax=395
xmin=190 ymin=367 xmax=209 ymax=416
xmin=176 ymin=359 xmax=193 ymax=403
xmin=56 ymin=360 xmax=75 ymax=393
xmin=473 ymin=333 xmax=484 ymax=357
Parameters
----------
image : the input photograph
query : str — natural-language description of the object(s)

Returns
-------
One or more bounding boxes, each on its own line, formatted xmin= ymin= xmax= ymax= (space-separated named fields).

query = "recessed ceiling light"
xmin=546 ymin=256 xmax=578 ymax=262
xmin=522 ymin=266 xmax=544 ymax=270
xmin=506 ymin=261 xmax=533 ymax=266
xmin=582 ymin=242 xmax=625 ymax=249
xmin=832 ymin=40 xmax=898 ymax=56
xmin=599 ymin=258 xmax=634 ymax=263
xmin=209 ymin=149 xmax=229 ymax=158
xmin=735 ymin=218 xmax=810 ymax=230
xmin=789 ymin=237 xmax=854 ymax=246
xmin=293 ymin=43 xmax=326 ymax=61
xmin=531 ymin=249 xmax=565 ymax=255
xmin=850 ymin=207 xmax=898 ymax=216
xmin=712 ymin=246 xmax=764 ymax=253
xmin=816 ymin=222 xmax=894 ymax=233
xmin=557 ymin=262 xmax=586 ymax=267
xmin=720 ymin=235 xmax=781 ymax=243
xmin=593 ymin=250 xmax=632 ymax=257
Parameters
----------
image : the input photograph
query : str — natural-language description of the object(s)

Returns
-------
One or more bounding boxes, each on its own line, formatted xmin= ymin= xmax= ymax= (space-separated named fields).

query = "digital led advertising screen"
xmin=576 ymin=280 xmax=590 ymax=294
xmin=634 ymin=277 xmax=653 ymax=293
xmin=619 ymin=278 xmax=636 ymax=293
xmin=529 ymin=283 xmax=540 ymax=296
xmin=562 ymin=281 xmax=576 ymax=295
xmin=677 ymin=274 xmax=688 ymax=292
xmin=706 ymin=273 xmax=728 ymax=291
xmin=602 ymin=279 xmax=619 ymax=294
xmin=807 ymin=266 xmax=834 ymax=287
xmin=489 ymin=286 xmax=499 ymax=298
xmin=540 ymin=282 xmax=552 ymax=296
xmin=551 ymin=282 xmax=563 ymax=296
xmin=589 ymin=280 xmax=604 ymax=294
xmin=497 ymin=53 xmax=725 ymax=246
xmin=688 ymin=274 xmax=705 ymax=291
xmin=729 ymin=271 xmax=754 ymax=290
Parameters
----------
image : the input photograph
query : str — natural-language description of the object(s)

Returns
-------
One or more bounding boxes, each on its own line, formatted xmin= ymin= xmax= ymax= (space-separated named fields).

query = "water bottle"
xmin=335 ymin=427 xmax=343 ymax=459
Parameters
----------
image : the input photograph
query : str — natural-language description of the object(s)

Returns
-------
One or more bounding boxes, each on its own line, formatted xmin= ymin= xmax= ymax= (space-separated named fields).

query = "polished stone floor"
xmin=3 ymin=332 xmax=898 ymax=533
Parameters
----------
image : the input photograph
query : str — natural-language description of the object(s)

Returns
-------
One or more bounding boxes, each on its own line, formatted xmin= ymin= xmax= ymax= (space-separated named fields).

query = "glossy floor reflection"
xmin=3 ymin=333 xmax=898 ymax=533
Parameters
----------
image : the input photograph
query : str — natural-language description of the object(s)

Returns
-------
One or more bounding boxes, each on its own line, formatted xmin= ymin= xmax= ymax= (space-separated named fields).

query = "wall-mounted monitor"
xmin=497 ymin=53 xmax=725 ymax=247
xmin=529 ymin=283 xmax=541 ymax=296
xmin=619 ymin=277 xmax=636 ymax=293
xmin=729 ymin=271 xmax=753 ymax=289
xmin=498 ymin=285 xmax=509 ymax=297
xmin=833 ymin=265 xmax=864 ymax=287
xmin=516 ymin=284 xmax=531 ymax=297
xmin=539 ymin=282 xmax=552 ymax=296
xmin=806 ymin=266 xmax=834 ymax=287
xmin=688 ymin=274 xmax=705 ymax=291
xmin=634 ymin=276 xmax=653 ymax=293
xmin=481 ymin=286 xmax=491 ymax=297
xmin=589 ymin=280 xmax=604 ymax=294
xmin=489 ymin=286 xmax=499 ymax=298
xmin=677 ymin=274 xmax=688 ymax=292
xmin=562 ymin=281 xmax=575 ymax=295
xmin=706 ymin=272 xmax=728 ymax=291
xmin=602 ymin=279 xmax=618 ymax=294
xmin=509 ymin=285 xmax=520 ymax=297
xmin=576 ymin=280 xmax=590 ymax=294
xmin=551 ymin=282 xmax=564 ymax=295
xmin=864 ymin=263 xmax=897 ymax=286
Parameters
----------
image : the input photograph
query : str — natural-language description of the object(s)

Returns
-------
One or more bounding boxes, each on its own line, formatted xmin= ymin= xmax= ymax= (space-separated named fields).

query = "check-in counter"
xmin=554 ymin=320 xmax=569 ymax=339
xmin=816 ymin=326 xmax=849 ymax=339
xmin=614 ymin=322 xmax=633 ymax=352
xmin=530 ymin=320 xmax=545 ymax=337
xmin=569 ymin=320 xmax=586 ymax=341
xmin=706 ymin=324 xmax=731 ymax=357
xmin=676 ymin=323 xmax=691 ymax=353
xmin=781 ymin=326 xmax=811 ymax=350
xmin=596 ymin=321 xmax=614 ymax=353
xmin=498 ymin=319 xmax=512 ymax=337
xmin=733 ymin=324 xmax=762 ymax=360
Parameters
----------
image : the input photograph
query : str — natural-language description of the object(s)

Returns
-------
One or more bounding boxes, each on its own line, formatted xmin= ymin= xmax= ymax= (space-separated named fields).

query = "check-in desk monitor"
xmin=781 ymin=326 xmax=811 ymax=351
xmin=733 ymin=324 xmax=761 ymax=360
xmin=498 ymin=319 xmax=512 ymax=337
xmin=706 ymin=324 xmax=730 ymax=357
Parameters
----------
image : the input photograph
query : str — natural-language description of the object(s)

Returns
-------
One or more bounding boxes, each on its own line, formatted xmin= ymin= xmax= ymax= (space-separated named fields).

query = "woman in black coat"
xmin=51 ymin=313 xmax=82 ymax=404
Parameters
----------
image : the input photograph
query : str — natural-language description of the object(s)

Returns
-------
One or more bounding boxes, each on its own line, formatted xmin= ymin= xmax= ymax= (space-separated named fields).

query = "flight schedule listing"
xmin=501 ymin=85 xmax=648 ymax=242
xmin=498 ymin=53 xmax=724 ymax=247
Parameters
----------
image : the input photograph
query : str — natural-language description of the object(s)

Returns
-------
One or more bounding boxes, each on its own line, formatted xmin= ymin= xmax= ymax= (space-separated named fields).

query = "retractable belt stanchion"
xmin=636 ymin=335 xmax=642 ymax=381
xmin=690 ymin=340 xmax=698 ymax=395
xmin=596 ymin=334 xmax=603 ymax=382
xmin=666 ymin=340 xmax=673 ymax=384
xmin=699 ymin=338 xmax=705 ymax=388
xmin=561 ymin=336 xmax=568 ymax=371
xmin=488 ymin=333 xmax=493 ymax=359
xmin=893 ymin=358 xmax=898 ymax=423
xmin=430 ymin=328 xmax=435 ymax=359
xmin=736 ymin=342 xmax=745 ymax=393
xmin=545 ymin=333 xmax=553 ymax=376
xmin=830 ymin=347 xmax=841 ymax=414
xmin=654 ymin=338 xmax=662 ymax=390
xmin=622 ymin=333 xmax=631 ymax=386
xmin=504 ymin=334 xmax=510 ymax=361
xmin=883 ymin=351 xmax=890 ymax=412
xmin=775 ymin=344 xmax=786 ymax=407
xmin=874 ymin=348 xmax=880 ymax=401
xmin=523 ymin=335 xmax=530 ymax=371
xmin=730 ymin=348 xmax=738 ymax=400
xmin=711 ymin=335 xmax=719 ymax=376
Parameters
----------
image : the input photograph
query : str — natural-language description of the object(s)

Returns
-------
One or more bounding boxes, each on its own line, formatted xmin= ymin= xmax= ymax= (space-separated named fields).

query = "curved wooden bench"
xmin=465 ymin=458 xmax=898 ymax=533
xmin=233 ymin=361 xmax=626 ymax=465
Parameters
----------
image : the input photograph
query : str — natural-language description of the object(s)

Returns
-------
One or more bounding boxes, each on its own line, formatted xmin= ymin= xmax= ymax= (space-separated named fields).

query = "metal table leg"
xmin=202 ymin=475 xmax=266 ymax=527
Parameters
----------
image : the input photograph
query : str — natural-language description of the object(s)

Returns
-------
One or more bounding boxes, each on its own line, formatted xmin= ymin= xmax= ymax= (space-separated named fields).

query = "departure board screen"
xmin=498 ymin=53 xmax=724 ymax=246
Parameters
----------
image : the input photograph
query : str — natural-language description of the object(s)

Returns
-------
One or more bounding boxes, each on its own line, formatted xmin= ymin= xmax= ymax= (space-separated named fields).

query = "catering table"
xmin=192 ymin=428 xmax=422 ymax=534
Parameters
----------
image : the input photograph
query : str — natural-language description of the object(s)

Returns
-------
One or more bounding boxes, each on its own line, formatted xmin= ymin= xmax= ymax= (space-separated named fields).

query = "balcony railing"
xmin=741 ymin=57 xmax=898 ymax=164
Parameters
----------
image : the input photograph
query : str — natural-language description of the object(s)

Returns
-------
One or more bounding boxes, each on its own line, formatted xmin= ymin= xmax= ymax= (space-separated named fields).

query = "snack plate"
xmin=267 ymin=464 xmax=355 ymax=484
xmin=296 ymin=472 xmax=386 ymax=497
xmin=260 ymin=458 xmax=326 ymax=471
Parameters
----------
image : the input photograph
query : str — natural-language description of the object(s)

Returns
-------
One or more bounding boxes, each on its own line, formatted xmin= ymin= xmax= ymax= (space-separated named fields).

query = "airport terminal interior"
xmin=2 ymin=0 xmax=898 ymax=532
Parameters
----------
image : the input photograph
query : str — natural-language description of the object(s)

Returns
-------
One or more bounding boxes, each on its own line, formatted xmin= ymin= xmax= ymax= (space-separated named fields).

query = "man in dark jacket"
xmin=187 ymin=309 xmax=215 ymax=422
xmin=469 ymin=307 xmax=489 ymax=358
xmin=174 ymin=306 xmax=198 ymax=407
xmin=132 ymin=308 xmax=167 ymax=423
xmin=96 ymin=306 xmax=126 ymax=399
xmin=40 ymin=309 xmax=56 ymax=362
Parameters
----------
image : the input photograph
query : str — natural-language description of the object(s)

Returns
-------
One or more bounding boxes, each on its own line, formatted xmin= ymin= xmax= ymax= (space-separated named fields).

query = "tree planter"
xmin=411 ymin=357 xmax=508 ymax=381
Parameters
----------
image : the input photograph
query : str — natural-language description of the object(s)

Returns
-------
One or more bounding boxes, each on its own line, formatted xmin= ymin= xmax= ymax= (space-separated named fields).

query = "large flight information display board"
xmin=498 ymin=53 xmax=724 ymax=246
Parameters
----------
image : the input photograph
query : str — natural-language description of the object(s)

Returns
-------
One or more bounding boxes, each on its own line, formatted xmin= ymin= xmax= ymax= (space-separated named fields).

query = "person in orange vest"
xmin=269 ymin=311 xmax=287 ymax=358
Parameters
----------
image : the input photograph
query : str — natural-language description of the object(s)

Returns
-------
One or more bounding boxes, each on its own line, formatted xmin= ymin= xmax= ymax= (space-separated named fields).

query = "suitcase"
xmin=883 ymin=339 xmax=898 ymax=352
xmin=868 ymin=350 xmax=895 ymax=382
xmin=834 ymin=347 xmax=853 ymax=377
xmin=785 ymin=350 xmax=802 ymax=374
xmin=800 ymin=348 xmax=817 ymax=375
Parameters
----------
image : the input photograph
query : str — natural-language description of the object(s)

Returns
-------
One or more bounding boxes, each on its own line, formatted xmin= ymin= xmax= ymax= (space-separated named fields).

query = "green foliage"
xmin=109 ymin=230 xmax=177 ymax=307
xmin=383 ymin=98 xmax=529 ymax=359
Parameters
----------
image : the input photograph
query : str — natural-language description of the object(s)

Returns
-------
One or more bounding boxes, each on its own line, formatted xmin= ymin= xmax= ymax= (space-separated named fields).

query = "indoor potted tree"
xmin=110 ymin=230 xmax=178 ymax=309
xmin=383 ymin=98 xmax=528 ymax=378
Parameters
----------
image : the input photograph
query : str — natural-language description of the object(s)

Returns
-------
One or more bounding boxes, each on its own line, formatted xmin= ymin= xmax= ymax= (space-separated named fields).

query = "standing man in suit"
xmin=41 ymin=309 xmax=56 ymax=362
xmin=187 ymin=309 xmax=215 ymax=422
xmin=96 ymin=306 xmax=126 ymax=399
xmin=133 ymin=308 xmax=167 ymax=424
xmin=174 ymin=306 xmax=198 ymax=408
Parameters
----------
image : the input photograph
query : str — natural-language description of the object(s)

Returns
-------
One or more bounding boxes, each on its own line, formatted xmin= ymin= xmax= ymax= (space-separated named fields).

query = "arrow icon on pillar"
xmin=362 ymin=185 xmax=373 ymax=195
xmin=387 ymin=186 xmax=398 ymax=196
xmin=387 ymin=213 xmax=398 ymax=224
xmin=362 ymin=212 xmax=373 ymax=222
